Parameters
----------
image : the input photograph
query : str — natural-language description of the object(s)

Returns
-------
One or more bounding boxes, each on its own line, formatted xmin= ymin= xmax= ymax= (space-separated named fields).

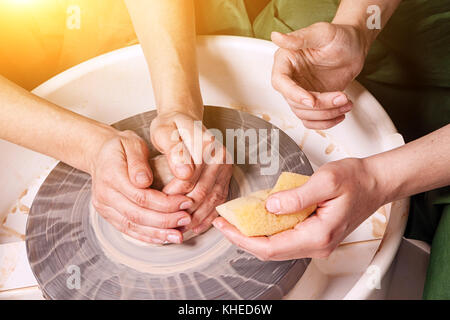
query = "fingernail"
xmin=333 ymin=95 xmax=348 ymax=106
xmin=302 ymin=99 xmax=314 ymax=108
xmin=339 ymin=104 xmax=352 ymax=113
xmin=136 ymin=171 xmax=150 ymax=185
xmin=212 ymin=219 xmax=223 ymax=229
xmin=167 ymin=234 xmax=181 ymax=244
xmin=266 ymin=198 xmax=281 ymax=213
xmin=178 ymin=217 xmax=191 ymax=227
xmin=180 ymin=201 xmax=193 ymax=210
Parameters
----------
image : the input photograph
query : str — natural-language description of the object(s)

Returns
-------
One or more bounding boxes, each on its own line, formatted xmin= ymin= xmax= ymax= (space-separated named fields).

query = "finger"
xmin=106 ymin=216 xmax=163 ymax=244
xmin=95 ymin=204 xmax=184 ymax=244
xmin=289 ymin=91 xmax=352 ymax=110
xmin=288 ymin=99 xmax=352 ymax=121
xmin=188 ymin=175 xmax=232 ymax=233
xmin=315 ymin=92 xmax=351 ymax=109
xmin=186 ymin=164 xmax=221 ymax=208
xmin=162 ymin=166 xmax=203 ymax=195
xmin=171 ymin=115 xmax=211 ymax=177
xmin=189 ymin=166 xmax=232 ymax=230
xmin=271 ymin=23 xmax=336 ymax=50
xmin=212 ymin=217 xmax=271 ymax=260
xmin=272 ymin=58 xmax=316 ymax=107
xmin=150 ymin=116 xmax=195 ymax=180
xmin=111 ymin=171 xmax=193 ymax=212
xmin=166 ymin=119 xmax=219 ymax=181
xmin=121 ymin=132 xmax=153 ymax=188
xmin=104 ymin=189 xmax=192 ymax=229
xmin=266 ymin=213 xmax=337 ymax=260
xmin=168 ymin=140 xmax=195 ymax=180
xmin=163 ymin=140 xmax=227 ymax=196
xmin=192 ymin=210 xmax=218 ymax=235
xmin=266 ymin=171 xmax=338 ymax=215
xmin=190 ymin=164 xmax=232 ymax=221
xmin=301 ymin=115 xmax=346 ymax=130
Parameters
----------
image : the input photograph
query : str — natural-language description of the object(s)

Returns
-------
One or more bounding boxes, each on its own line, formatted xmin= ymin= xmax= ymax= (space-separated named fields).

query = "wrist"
xmin=331 ymin=21 xmax=373 ymax=58
xmin=361 ymin=155 xmax=398 ymax=206
xmin=84 ymin=123 xmax=119 ymax=175
xmin=157 ymin=103 xmax=204 ymax=121
xmin=332 ymin=9 xmax=379 ymax=57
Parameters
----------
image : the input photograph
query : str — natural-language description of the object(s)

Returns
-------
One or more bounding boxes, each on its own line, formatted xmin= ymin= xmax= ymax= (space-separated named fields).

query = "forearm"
xmin=125 ymin=0 xmax=203 ymax=120
xmin=366 ymin=124 xmax=450 ymax=204
xmin=332 ymin=0 xmax=402 ymax=52
xmin=0 ymin=76 xmax=117 ymax=173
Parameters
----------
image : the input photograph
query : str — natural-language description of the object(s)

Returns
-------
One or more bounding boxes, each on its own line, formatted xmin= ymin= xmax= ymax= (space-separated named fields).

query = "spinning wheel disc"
xmin=26 ymin=106 xmax=313 ymax=300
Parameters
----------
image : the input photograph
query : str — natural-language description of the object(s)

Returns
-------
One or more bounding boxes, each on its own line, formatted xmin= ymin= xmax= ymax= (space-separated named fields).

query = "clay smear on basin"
xmin=325 ymin=143 xmax=336 ymax=155
xmin=371 ymin=206 xmax=389 ymax=238
xmin=0 ymin=249 xmax=18 ymax=288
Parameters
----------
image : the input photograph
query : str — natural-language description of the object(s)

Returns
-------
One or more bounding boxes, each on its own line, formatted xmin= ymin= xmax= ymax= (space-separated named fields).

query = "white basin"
xmin=0 ymin=36 xmax=409 ymax=299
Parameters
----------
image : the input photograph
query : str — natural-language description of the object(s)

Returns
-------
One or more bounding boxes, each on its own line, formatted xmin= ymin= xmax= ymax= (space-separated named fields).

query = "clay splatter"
xmin=315 ymin=130 xmax=326 ymax=138
xmin=371 ymin=217 xmax=386 ymax=239
xmin=325 ymin=144 xmax=336 ymax=155
xmin=298 ymin=130 xmax=310 ymax=150
xmin=19 ymin=205 xmax=30 ymax=213
xmin=261 ymin=113 xmax=271 ymax=122
xmin=19 ymin=189 xmax=28 ymax=199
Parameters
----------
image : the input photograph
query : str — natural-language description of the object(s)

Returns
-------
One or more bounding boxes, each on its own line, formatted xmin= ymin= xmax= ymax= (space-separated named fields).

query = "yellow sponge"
xmin=216 ymin=172 xmax=316 ymax=236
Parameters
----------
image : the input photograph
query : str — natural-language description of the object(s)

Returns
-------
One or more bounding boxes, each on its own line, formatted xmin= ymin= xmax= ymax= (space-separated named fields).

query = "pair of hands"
xmin=214 ymin=22 xmax=381 ymax=260
xmin=90 ymin=112 xmax=232 ymax=244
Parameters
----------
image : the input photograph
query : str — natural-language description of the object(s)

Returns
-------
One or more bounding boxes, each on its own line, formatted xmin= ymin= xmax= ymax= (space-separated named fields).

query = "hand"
xmin=213 ymin=158 xmax=386 ymax=260
xmin=150 ymin=111 xmax=233 ymax=235
xmin=90 ymin=129 xmax=194 ymax=244
xmin=271 ymin=22 xmax=369 ymax=129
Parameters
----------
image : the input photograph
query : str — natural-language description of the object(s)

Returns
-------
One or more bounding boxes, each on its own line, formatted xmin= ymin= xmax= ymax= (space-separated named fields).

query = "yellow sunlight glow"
xmin=9 ymin=0 xmax=32 ymax=4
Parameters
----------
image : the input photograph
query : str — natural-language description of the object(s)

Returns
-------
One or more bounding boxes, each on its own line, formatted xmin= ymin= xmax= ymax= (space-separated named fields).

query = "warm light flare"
xmin=7 ymin=0 xmax=33 ymax=5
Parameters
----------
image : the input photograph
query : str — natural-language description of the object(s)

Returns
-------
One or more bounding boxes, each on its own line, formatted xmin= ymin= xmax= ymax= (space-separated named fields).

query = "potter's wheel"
xmin=26 ymin=106 xmax=313 ymax=300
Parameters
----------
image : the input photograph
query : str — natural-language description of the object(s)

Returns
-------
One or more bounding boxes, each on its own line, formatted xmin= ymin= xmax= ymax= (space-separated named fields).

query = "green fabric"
xmin=195 ymin=0 xmax=254 ymax=37
xmin=253 ymin=0 xmax=339 ymax=38
xmin=197 ymin=0 xmax=450 ymax=299
xmin=369 ymin=0 xmax=450 ymax=88
xmin=423 ymin=196 xmax=450 ymax=299
xmin=357 ymin=79 xmax=450 ymax=143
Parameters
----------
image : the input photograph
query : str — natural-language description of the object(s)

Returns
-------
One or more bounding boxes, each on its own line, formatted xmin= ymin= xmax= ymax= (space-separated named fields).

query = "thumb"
xmin=122 ymin=138 xmax=153 ymax=188
xmin=265 ymin=174 xmax=332 ymax=214
xmin=271 ymin=23 xmax=336 ymax=50
xmin=150 ymin=120 xmax=194 ymax=180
